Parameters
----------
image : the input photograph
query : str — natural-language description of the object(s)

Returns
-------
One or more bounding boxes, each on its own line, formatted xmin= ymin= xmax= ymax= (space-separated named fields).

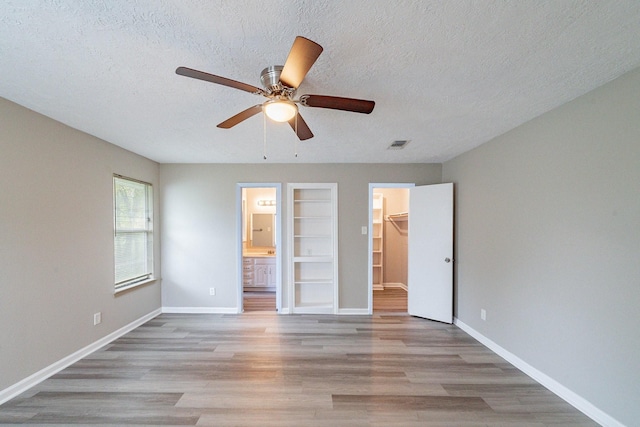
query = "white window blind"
xmin=114 ymin=176 xmax=153 ymax=289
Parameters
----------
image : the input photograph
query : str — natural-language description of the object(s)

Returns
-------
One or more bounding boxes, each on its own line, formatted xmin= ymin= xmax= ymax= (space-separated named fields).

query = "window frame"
xmin=113 ymin=174 xmax=154 ymax=292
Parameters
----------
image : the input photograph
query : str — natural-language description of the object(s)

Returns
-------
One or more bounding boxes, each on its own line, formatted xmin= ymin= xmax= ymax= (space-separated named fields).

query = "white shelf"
xmin=289 ymin=184 xmax=338 ymax=314
xmin=372 ymin=193 xmax=384 ymax=288
xmin=293 ymin=256 xmax=333 ymax=262
xmin=294 ymin=216 xmax=331 ymax=219
xmin=294 ymin=280 xmax=333 ymax=285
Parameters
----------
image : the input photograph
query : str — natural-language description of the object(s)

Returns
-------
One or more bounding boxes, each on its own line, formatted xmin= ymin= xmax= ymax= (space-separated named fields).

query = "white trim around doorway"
xmin=367 ymin=183 xmax=415 ymax=314
xmin=236 ymin=183 xmax=283 ymax=313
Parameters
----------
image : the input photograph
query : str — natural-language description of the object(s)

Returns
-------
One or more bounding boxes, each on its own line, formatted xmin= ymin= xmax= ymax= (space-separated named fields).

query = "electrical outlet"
xmin=209 ymin=287 xmax=215 ymax=296
xmin=480 ymin=309 xmax=486 ymax=321
xmin=93 ymin=312 xmax=102 ymax=326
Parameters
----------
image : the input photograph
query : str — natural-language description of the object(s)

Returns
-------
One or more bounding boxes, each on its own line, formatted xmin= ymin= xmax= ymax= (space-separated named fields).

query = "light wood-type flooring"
xmin=373 ymin=287 xmax=408 ymax=312
xmin=243 ymin=287 xmax=408 ymax=313
xmin=243 ymin=291 xmax=276 ymax=312
xmin=0 ymin=312 xmax=596 ymax=426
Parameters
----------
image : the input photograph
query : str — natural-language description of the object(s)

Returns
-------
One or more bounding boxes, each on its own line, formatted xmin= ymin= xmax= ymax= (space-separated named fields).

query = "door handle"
xmin=445 ymin=258 xmax=452 ymax=263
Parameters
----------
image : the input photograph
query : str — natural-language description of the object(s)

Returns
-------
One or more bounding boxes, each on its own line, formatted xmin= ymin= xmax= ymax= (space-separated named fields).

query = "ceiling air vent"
xmin=388 ymin=140 xmax=410 ymax=150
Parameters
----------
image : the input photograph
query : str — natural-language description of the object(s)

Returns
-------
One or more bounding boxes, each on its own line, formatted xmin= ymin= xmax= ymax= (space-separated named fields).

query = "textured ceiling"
xmin=1 ymin=1 xmax=640 ymax=164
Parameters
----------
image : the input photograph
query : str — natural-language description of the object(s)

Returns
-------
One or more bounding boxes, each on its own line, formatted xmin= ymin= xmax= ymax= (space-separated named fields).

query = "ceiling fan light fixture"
xmin=264 ymin=100 xmax=298 ymax=122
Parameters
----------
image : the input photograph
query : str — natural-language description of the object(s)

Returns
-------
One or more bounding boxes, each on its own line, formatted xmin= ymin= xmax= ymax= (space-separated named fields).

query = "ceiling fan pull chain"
xmin=263 ymin=111 xmax=267 ymax=160
xmin=294 ymin=113 xmax=298 ymax=157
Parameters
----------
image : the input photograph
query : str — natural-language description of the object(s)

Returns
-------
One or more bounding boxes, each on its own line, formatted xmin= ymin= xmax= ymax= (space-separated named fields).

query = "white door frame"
xmin=367 ymin=183 xmax=415 ymax=314
xmin=236 ymin=183 xmax=282 ymax=313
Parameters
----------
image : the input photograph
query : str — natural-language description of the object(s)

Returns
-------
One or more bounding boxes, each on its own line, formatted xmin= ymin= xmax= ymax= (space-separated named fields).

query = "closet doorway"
xmin=237 ymin=184 xmax=282 ymax=313
xmin=369 ymin=183 xmax=414 ymax=313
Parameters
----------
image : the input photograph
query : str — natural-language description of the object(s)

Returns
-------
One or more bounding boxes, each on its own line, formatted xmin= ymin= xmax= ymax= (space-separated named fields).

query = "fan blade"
xmin=217 ymin=105 xmax=263 ymax=129
xmin=287 ymin=113 xmax=314 ymax=140
xmin=279 ymin=37 xmax=323 ymax=89
xmin=176 ymin=66 xmax=262 ymax=94
xmin=300 ymin=94 xmax=375 ymax=114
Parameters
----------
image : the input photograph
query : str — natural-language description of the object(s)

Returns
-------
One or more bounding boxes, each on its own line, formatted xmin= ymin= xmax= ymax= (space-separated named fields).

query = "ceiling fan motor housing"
xmin=260 ymin=65 xmax=294 ymax=95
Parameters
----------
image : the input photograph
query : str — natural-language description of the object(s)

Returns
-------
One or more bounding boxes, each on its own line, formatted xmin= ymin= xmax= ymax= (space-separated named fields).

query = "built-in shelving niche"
xmin=288 ymin=183 xmax=338 ymax=313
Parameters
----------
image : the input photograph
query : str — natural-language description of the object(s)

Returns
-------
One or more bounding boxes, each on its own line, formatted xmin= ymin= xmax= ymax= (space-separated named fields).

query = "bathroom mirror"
xmin=251 ymin=213 xmax=275 ymax=247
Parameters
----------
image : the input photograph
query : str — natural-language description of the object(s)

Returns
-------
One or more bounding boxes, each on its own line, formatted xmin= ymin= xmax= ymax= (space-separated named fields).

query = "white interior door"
xmin=408 ymin=183 xmax=453 ymax=323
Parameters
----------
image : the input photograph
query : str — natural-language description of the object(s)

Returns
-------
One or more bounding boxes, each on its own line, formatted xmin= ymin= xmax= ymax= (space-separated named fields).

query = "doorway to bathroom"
xmin=237 ymin=184 xmax=282 ymax=313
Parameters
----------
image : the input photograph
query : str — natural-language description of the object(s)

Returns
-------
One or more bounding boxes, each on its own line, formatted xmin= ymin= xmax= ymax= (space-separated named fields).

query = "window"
xmin=113 ymin=175 xmax=153 ymax=290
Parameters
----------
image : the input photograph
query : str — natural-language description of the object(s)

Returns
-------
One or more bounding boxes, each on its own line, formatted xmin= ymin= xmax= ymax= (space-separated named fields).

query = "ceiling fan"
xmin=176 ymin=36 xmax=375 ymax=140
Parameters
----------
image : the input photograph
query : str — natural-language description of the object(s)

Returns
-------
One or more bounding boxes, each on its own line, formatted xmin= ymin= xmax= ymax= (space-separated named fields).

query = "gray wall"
xmin=0 ymin=97 xmax=161 ymax=392
xmin=159 ymin=164 xmax=441 ymax=311
xmin=443 ymin=68 xmax=640 ymax=425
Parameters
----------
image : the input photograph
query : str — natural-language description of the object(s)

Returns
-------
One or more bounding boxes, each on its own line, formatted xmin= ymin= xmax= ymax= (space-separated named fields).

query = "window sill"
xmin=114 ymin=277 xmax=158 ymax=295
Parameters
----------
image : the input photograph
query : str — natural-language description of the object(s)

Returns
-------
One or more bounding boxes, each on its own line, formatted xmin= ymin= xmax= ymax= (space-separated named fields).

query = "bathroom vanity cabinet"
xmin=242 ymin=256 xmax=276 ymax=290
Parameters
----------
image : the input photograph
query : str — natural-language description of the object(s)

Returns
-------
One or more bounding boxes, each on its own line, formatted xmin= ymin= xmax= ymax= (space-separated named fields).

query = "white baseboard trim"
xmin=338 ymin=308 xmax=370 ymax=315
xmin=278 ymin=307 xmax=291 ymax=314
xmin=162 ymin=306 xmax=239 ymax=314
xmin=453 ymin=317 xmax=623 ymax=427
xmin=383 ymin=282 xmax=408 ymax=291
xmin=0 ymin=308 xmax=161 ymax=406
